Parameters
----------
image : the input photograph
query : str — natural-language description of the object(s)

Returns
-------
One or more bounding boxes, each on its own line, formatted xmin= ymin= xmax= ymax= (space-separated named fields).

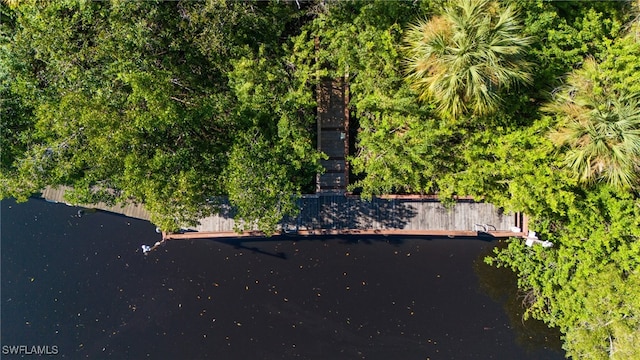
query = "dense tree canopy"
xmin=2 ymin=1 xmax=640 ymax=357
xmin=0 ymin=0 xmax=321 ymax=231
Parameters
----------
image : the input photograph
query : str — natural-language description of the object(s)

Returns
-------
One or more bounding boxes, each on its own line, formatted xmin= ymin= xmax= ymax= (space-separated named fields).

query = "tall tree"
xmin=403 ymin=0 xmax=533 ymax=118
xmin=547 ymin=57 xmax=640 ymax=189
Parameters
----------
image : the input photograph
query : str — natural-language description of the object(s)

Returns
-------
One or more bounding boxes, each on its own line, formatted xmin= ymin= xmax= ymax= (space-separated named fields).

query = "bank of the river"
xmin=1 ymin=199 xmax=564 ymax=359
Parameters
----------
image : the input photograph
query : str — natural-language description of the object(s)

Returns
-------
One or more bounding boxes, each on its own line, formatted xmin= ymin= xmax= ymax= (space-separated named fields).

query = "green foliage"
xmin=224 ymin=132 xmax=301 ymax=235
xmin=489 ymin=185 xmax=640 ymax=359
xmin=404 ymin=0 xmax=534 ymax=118
xmin=600 ymin=28 xmax=640 ymax=96
xmin=1 ymin=0 xmax=320 ymax=231
xmin=514 ymin=0 xmax=627 ymax=96
xmin=482 ymin=10 xmax=640 ymax=357
xmin=0 ymin=6 xmax=31 ymax=172
xmin=224 ymin=45 xmax=323 ymax=233
xmin=288 ymin=0 xmax=438 ymax=197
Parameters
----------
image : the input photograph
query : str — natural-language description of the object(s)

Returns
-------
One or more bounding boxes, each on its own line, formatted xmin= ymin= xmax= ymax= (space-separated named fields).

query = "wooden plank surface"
xmin=40 ymin=188 xmax=520 ymax=239
xmin=317 ymin=79 xmax=348 ymax=192
xmin=321 ymin=159 xmax=346 ymax=172
xmin=191 ymin=195 xmax=515 ymax=234
xmin=40 ymin=186 xmax=152 ymax=221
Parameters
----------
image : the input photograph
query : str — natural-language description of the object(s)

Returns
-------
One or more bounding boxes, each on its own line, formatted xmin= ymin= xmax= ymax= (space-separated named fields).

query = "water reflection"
xmin=473 ymin=240 xmax=564 ymax=353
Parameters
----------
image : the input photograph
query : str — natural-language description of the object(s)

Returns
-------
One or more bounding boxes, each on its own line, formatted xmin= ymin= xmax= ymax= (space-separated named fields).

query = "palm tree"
xmin=404 ymin=0 xmax=533 ymax=118
xmin=547 ymin=58 xmax=640 ymax=189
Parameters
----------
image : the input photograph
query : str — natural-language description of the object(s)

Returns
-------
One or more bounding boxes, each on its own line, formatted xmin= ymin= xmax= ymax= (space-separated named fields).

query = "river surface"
xmin=1 ymin=199 xmax=564 ymax=359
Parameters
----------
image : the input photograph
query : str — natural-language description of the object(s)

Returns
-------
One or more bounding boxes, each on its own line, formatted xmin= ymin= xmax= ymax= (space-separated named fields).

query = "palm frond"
xmin=547 ymin=60 xmax=640 ymax=189
xmin=403 ymin=0 xmax=533 ymax=119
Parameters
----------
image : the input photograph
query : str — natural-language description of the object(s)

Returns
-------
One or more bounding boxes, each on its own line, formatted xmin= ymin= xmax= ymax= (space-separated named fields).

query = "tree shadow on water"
xmin=199 ymin=232 xmax=498 ymax=261
xmin=205 ymin=237 xmax=288 ymax=260
xmin=473 ymin=241 xmax=565 ymax=355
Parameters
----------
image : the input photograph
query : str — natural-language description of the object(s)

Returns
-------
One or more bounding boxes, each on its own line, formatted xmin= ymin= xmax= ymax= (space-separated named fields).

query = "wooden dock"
xmin=171 ymin=194 xmax=523 ymax=239
xmin=40 ymin=187 xmax=524 ymax=240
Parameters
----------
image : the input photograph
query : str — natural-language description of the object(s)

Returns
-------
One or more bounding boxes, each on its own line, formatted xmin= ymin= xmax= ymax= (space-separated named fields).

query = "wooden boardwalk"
xmin=171 ymin=194 xmax=524 ymax=239
xmin=40 ymin=186 xmax=151 ymax=221
xmin=40 ymin=187 xmax=524 ymax=240
xmin=317 ymin=78 xmax=349 ymax=193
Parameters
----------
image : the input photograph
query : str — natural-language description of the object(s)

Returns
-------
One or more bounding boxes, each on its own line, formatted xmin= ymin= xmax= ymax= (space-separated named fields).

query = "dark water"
xmin=1 ymin=199 xmax=564 ymax=359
